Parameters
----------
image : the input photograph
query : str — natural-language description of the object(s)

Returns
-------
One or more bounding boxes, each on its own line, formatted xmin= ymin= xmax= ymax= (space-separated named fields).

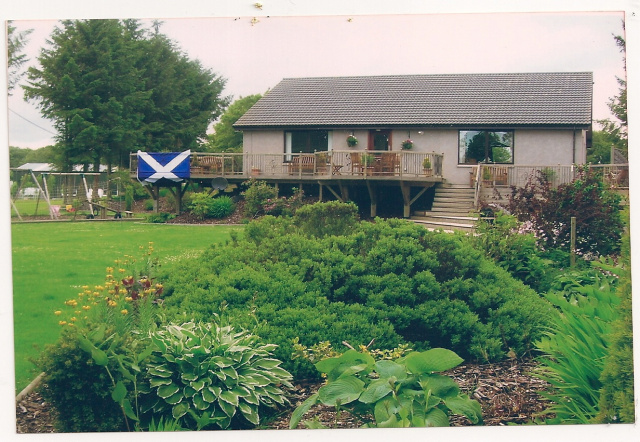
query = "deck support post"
xmin=400 ymin=183 xmax=411 ymax=218
xmin=324 ymin=184 xmax=344 ymax=202
xmin=318 ymin=183 xmax=323 ymax=202
xmin=400 ymin=183 xmax=432 ymax=218
xmin=339 ymin=184 xmax=349 ymax=202
xmin=366 ymin=181 xmax=377 ymax=217
xmin=142 ymin=184 xmax=160 ymax=213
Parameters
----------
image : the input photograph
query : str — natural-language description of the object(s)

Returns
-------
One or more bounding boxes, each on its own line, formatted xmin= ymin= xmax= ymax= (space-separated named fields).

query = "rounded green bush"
xmin=161 ymin=203 xmax=553 ymax=380
xmin=209 ymin=195 xmax=235 ymax=219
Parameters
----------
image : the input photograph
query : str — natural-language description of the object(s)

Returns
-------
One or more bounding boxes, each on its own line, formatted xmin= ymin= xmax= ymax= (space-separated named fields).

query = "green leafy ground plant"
xmin=143 ymin=320 xmax=293 ymax=430
xmin=290 ymin=349 xmax=482 ymax=428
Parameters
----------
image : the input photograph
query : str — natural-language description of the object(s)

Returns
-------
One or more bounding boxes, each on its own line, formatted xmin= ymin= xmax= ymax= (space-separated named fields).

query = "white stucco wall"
xmin=242 ymin=130 xmax=284 ymax=154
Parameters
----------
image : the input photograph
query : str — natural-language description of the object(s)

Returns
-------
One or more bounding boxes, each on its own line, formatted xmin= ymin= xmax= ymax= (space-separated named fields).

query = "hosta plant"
xmin=289 ymin=348 xmax=482 ymax=428
xmin=143 ymin=321 xmax=293 ymax=430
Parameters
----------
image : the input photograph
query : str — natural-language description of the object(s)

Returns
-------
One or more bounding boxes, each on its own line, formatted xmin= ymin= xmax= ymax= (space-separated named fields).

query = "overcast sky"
xmin=4 ymin=6 xmax=629 ymax=149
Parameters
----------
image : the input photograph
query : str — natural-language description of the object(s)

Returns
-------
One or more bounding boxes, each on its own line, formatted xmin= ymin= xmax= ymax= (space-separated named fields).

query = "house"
xmin=231 ymin=72 xmax=593 ymax=220
xmin=130 ymin=72 xmax=600 ymax=221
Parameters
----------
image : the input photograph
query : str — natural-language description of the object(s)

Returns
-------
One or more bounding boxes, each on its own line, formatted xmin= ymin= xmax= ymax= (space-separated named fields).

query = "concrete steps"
xmin=410 ymin=184 xmax=478 ymax=232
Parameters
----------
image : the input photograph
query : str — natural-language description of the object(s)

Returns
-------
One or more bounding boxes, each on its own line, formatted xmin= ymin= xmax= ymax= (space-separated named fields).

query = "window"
xmin=458 ymin=130 xmax=514 ymax=164
xmin=285 ymin=130 xmax=330 ymax=155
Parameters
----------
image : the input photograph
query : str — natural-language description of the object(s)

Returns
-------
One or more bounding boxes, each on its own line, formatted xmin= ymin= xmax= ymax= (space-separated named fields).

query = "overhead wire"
xmin=8 ymin=107 xmax=57 ymax=135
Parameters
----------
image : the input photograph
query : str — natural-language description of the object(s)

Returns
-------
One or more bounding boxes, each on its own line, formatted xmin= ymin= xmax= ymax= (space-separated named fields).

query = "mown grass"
xmin=11 ymin=221 xmax=241 ymax=393
xmin=11 ymin=198 xmax=66 ymax=217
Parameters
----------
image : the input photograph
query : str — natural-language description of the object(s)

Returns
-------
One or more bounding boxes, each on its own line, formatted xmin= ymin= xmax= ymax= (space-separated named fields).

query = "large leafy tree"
xmin=23 ymin=19 xmax=229 ymax=172
xmin=7 ymin=21 xmax=33 ymax=95
xmin=592 ymin=25 xmax=627 ymax=162
xmin=204 ymin=94 xmax=262 ymax=152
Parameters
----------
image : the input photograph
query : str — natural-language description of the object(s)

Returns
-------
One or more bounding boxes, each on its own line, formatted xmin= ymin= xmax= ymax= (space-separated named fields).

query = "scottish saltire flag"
xmin=137 ymin=150 xmax=191 ymax=184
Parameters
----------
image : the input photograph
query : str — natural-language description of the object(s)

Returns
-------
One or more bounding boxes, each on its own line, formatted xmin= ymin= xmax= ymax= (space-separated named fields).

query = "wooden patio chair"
xmin=379 ymin=152 xmax=399 ymax=175
xmin=350 ymin=152 xmax=363 ymax=174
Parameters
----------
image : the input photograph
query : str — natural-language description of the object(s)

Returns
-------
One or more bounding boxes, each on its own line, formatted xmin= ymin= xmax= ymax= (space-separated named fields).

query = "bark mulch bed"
xmin=16 ymin=358 xmax=552 ymax=433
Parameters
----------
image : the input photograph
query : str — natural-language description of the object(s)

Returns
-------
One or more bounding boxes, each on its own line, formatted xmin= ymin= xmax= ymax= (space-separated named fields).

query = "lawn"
xmin=11 ymin=221 xmax=240 ymax=393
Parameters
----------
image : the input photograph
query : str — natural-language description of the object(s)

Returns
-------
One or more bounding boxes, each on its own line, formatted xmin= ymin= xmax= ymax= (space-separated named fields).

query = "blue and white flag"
xmin=137 ymin=150 xmax=191 ymax=184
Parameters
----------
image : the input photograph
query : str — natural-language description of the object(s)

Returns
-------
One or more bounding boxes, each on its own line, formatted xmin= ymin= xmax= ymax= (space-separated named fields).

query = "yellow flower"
xmin=54 ymin=310 xmax=62 ymax=316
xmin=82 ymin=305 xmax=91 ymax=311
xmin=125 ymin=297 xmax=133 ymax=302
xmin=108 ymin=289 xmax=116 ymax=295
xmin=67 ymin=323 xmax=75 ymax=327
xmin=121 ymin=309 xmax=128 ymax=315
xmin=82 ymin=285 xmax=89 ymax=290
xmin=70 ymin=317 xmax=77 ymax=322
xmin=59 ymin=321 xmax=67 ymax=326
xmin=108 ymin=300 xmax=117 ymax=307
xmin=119 ymin=268 xmax=126 ymax=273
xmin=106 ymin=267 xmax=114 ymax=274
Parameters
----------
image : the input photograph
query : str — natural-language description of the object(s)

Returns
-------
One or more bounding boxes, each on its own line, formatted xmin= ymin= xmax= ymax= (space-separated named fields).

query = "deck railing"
xmin=475 ymin=163 xmax=629 ymax=190
xmin=130 ymin=151 xmax=444 ymax=179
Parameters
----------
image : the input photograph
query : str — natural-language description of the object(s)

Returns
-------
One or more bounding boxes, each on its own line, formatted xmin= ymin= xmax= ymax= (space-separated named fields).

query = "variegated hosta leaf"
xmin=218 ymin=397 xmax=236 ymax=418
xmin=193 ymin=392 xmax=210 ymax=411
xmin=157 ymin=383 xmax=180 ymax=399
xmin=202 ymin=387 xmax=216 ymax=403
xmin=150 ymin=377 xmax=172 ymax=388
xmin=172 ymin=402 xmax=189 ymax=420
xmin=239 ymin=402 xmax=259 ymax=425
xmin=183 ymin=385 xmax=197 ymax=399
xmin=219 ymin=390 xmax=239 ymax=407
xmin=164 ymin=390 xmax=184 ymax=405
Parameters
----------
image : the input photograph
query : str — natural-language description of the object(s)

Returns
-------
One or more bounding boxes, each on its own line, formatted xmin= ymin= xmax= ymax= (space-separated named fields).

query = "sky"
xmin=4 ymin=7 xmax=629 ymax=149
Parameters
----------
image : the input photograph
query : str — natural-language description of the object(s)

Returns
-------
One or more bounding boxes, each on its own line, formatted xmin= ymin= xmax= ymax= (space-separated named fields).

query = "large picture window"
xmin=458 ymin=130 xmax=514 ymax=164
xmin=285 ymin=130 xmax=330 ymax=155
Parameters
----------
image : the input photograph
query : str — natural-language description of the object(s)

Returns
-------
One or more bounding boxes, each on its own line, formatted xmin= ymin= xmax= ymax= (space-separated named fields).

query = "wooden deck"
xmin=130 ymin=150 xmax=445 ymax=183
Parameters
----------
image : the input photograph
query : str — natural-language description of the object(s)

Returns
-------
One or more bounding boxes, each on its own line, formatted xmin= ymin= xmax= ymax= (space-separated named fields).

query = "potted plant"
xmin=346 ymin=134 xmax=358 ymax=147
xmin=251 ymin=166 xmax=261 ymax=176
xmin=363 ymin=153 xmax=376 ymax=168
xmin=401 ymin=139 xmax=414 ymax=150
xmin=423 ymin=157 xmax=432 ymax=176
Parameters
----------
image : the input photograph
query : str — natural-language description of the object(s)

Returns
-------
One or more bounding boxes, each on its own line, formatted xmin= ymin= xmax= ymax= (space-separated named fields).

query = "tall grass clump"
xmin=533 ymin=261 xmax=623 ymax=424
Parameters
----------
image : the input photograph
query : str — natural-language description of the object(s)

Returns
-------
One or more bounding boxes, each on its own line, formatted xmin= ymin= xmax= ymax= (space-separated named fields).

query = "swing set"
xmin=10 ymin=170 xmax=128 ymax=221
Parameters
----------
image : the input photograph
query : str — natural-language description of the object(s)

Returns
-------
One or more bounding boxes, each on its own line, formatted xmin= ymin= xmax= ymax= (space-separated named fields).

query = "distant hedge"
xmin=161 ymin=203 xmax=553 ymax=379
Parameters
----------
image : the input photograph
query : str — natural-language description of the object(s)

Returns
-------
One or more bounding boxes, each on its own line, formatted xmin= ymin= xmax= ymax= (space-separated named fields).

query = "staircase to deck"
xmin=410 ymin=184 xmax=478 ymax=232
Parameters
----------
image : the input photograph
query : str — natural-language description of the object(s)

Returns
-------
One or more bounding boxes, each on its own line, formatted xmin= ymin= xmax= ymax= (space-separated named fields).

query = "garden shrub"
xmin=209 ymin=195 xmax=236 ymax=219
xmin=145 ymin=212 xmax=175 ymax=223
xmin=596 ymin=224 xmax=634 ymax=423
xmin=161 ymin=207 xmax=552 ymax=380
xmin=242 ymin=179 xmax=277 ymax=218
xmin=143 ymin=199 xmax=155 ymax=211
xmin=472 ymin=211 xmax=552 ymax=292
xmin=507 ymin=166 xmax=623 ymax=257
xmin=142 ymin=320 xmax=293 ymax=430
xmin=293 ymin=200 xmax=359 ymax=238
xmin=188 ymin=193 xmax=236 ymax=220
xmin=189 ymin=192 xmax=214 ymax=220
xmin=37 ymin=329 xmax=129 ymax=432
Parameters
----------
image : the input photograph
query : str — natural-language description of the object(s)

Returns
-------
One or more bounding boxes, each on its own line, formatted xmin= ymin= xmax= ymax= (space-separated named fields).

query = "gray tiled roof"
xmin=234 ymin=72 xmax=593 ymax=129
